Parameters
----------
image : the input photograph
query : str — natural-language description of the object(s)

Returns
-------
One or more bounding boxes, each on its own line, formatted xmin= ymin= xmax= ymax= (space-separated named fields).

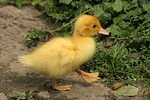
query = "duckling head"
xmin=73 ymin=14 xmax=109 ymax=37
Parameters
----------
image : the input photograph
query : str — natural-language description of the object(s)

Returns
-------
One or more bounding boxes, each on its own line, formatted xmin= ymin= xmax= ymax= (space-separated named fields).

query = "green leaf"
xmin=110 ymin=24 xmax=121 ymax=36
xmin=122 ymin=1 xmax=129 ymax=11
xmin=25 ymin=90 xmax=32 ymax=96
xmin=93 ymin=5 xmax=104 ymax=18
xmin=142 ymin=3 xmax=150 ymax=11
xmin=59 ymin=0 xmax=72 ymax=5
xmin=103 ymin=2 xmax=112 ymax=11
xmin=111 ymin=85 xmax=139 ymax=96
xmin=113 ymin=15 xmax=123 ymax=24
xmin=144 ymin=12 xmax=150 ymax=22
xmin=75 ymin=6 xmax=84 ymax=17
xmin=131 ymin=8 xmax=142 ymax=17
xmin=1 ymin=0 xmax=10 ymax=4
xmin=71 ymin=1 xmax=76 ymax=7
xmin=106 ymin=27 xmax=111 ymax=33
xmin=9 ymin=93 xmax=18 ymax=97
xmin=98 ymin=12 xmax=111 ymax=26
xmin=17 ymin=96 xmax=26 ymax=100
xmin=31 ymin=0 xmax=41 ymax=5
xmin=127 ymin=2 xmax=138 ymax=11
xmin=28 ymin=95 xmax=33 ymax=100
xmin=15 ymin=0 xmax=22 ymax=8
xmin=118 ymin=20 xmax=130 ymax=29
xmin=22 ymin=1 xmax=30 ymax=5
xmin=126 ymin=26 xmax=136 ymax=33
xmin=33 ymin=90 xmax=39 ymax=93
xmin=130 ymin=27 xmax=140 ymax=38
xmin=15 ymin=92 xmax=25 ymax=96
xmin=112 ymin=0 xmax=122 ymax=12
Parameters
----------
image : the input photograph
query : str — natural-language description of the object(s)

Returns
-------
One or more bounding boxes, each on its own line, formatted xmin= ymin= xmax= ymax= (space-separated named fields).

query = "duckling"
xmin=19 ymin=14 xmax=109 ymax=91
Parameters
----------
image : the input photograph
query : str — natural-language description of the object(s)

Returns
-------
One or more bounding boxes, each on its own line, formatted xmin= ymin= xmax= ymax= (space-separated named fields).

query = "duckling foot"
xmin=75 ymin=69 xmax=100 ymax=83
xmin=52 ymin=77 xmax=72 ymax=91
xmin=53 ymin=85 xmax=73 ymax=91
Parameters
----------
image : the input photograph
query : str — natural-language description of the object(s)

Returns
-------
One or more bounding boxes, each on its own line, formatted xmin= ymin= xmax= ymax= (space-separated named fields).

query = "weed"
xmin=1 ymin=0 xmax=41 ymax=8
xmin=9 ymin=90 xmax=43 ymax=100
xmin=83 ymin=42 xmax=143 ymax=86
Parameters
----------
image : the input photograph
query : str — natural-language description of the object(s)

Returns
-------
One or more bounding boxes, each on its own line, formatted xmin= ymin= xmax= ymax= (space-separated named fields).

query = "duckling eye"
xmin=92 ymin=25 xmax=96 ymax=28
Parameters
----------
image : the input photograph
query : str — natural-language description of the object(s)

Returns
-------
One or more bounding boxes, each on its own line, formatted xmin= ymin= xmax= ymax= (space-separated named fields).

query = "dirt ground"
xmin=0 ymin=5 xmax=150 ymax=100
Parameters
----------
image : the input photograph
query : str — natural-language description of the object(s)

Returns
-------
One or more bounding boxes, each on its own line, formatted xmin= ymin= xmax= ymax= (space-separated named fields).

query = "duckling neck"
xmin=72 ymin=32 xmax=96 ymax=45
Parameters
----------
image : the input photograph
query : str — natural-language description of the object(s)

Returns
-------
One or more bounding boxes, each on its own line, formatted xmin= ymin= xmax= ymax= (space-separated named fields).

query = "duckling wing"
xmin=58 ymin=44 xmax=77 ymax=66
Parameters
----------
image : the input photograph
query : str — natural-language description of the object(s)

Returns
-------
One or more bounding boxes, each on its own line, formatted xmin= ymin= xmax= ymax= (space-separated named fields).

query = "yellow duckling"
xmin=19 ymin=14 xmax=109 ymax=91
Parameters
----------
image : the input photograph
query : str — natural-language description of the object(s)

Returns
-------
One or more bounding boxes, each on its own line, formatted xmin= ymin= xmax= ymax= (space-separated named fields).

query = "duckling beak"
xmin=98 ymin=28 xmax=109 ymax=35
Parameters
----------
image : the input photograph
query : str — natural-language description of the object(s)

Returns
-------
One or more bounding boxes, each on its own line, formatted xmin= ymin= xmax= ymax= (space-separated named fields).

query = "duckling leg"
xmin=75 ymin=69 xmax=100 ymax=83
xmin=52 ymin=77 xmax=73 ymax=91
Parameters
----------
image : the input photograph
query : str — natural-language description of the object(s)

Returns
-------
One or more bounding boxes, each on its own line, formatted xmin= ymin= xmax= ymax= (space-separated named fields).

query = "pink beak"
xmin=98 ymin=28 xmax=109 ymax=35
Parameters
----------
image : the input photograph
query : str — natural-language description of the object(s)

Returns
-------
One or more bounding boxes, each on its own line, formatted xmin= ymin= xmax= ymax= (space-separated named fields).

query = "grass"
xmin=83 ymin=41 xmax=143 ymax=86
xmin=9 ymin=90 xmax=46 ymax=100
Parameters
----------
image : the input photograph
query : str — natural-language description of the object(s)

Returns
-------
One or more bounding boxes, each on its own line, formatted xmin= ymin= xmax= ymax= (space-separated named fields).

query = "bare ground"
xmin=0 ymin=5 xmax=150 ymax=100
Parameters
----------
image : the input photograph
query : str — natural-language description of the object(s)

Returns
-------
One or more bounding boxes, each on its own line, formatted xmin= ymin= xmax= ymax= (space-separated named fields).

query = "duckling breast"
xmin=71 ymin=37 xmax=96 ymax=69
